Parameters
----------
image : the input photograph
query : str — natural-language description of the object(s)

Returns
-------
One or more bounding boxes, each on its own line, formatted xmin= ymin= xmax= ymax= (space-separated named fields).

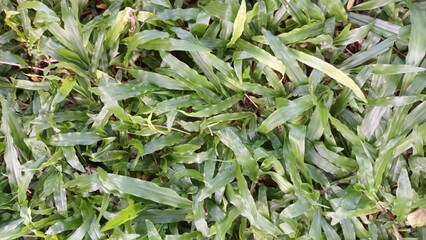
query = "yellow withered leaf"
xmin=408 ymin=208 xmax=426 ymax=228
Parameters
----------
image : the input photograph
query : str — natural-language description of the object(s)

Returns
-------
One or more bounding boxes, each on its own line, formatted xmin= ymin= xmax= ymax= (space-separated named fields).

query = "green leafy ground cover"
xmin=0 ymin=0 xmax=426 ymax=239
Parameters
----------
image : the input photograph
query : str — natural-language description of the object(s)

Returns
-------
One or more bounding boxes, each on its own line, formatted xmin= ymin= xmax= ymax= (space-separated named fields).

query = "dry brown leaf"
xmin=96 ymin=3 xmax=107 ymax=9
xmin=407 ymin=208 xmax=426 ymax=228
xmin=347 ymin=0 xmax=355 ymax=9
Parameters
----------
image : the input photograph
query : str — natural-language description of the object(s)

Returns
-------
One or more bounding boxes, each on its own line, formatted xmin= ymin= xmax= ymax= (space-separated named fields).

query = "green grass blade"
xmin=184 ymin=94 xmax=242 ymax=118
xmin=217 ymin=128 xmax=258 ymax=179
xmin=290 ymin=49 xmax=367 ymax=102
xmin=98 ymin=168 xmax=192 ymax=208
xmin=262 ymin=29 xmax=307 ymax=85
xmin=227 ymin=0 xmax=246 ymax=48
xmin=236 ymin=39 xmax=286 ymax=75
xmin=48 ymin=133 xmax=103 ymax=146
xmin=259 ymin=96 xmax=314 ymax=133
xmin=393 ymin=167 xmax=414 ymax=222
xmin=351 ymin=0 xmax=399 ymax=11
xmin=101 ymin=203 xmax=144 ymax=231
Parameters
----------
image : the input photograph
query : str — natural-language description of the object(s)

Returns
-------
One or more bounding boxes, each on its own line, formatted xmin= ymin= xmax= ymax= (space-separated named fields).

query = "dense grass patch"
xmin=0 ymin=0 xmax=426 ymax=239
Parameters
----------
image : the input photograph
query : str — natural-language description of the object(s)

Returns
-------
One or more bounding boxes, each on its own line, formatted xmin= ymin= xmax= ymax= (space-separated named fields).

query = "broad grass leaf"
xmin=217 ymin=128 xmax=258 ymax=179
xmin=155 ymin=95 xmax=204 ymax=114
xmin=143 ymin=132 xmax=184 ymax=156
xmin=401 ymin=3 xmax=426 ymax=92
xmin=160 ymin=52 xmax=220 ymax=103
xmin=146 ymin=220 xmax=162 ymax=240
xmin=287 ymin=124 xmax=310 ymax=187
xmin=64 ymin=174 xmax=102 ymax=193
xmin=0 ymin=96 xmax=30 ymax=157
xmin=93 ymin=81 xmax=156 ymax=101
xmin=46 ymin=215 xmax=81 ymax=235
xmin=1 ymin=117 xmax=22 ymax=189
xmin=214 ymin=207 xmax=241 ymax=240
xmin=200 ymin=112 xmax=253 ymax=129
xmin=348 ymin=12 xmax=400 ymax=37
xmin=193 ymin=194 xmax=209 ymax=236
xmin=372 ymin=64 xmax=425 ymax=75
xmin=127 ymin=30 xmax=170 ymax=54
xmin=406 ymin=3 xmax=426 ymax=67
xmin=319 ymin=0 xmax=347 ymax=22
xmin=140 ymin=38 xmax=211 ymax=52
xmin=98 ymin=168 xmax=192 ymax=208
xmin=314 ymin=142 xmax=358 ymax=173
xmin=53 ymin=172 xmax=67 ymax=214
xmin=236 ymin=39 xmax=286 ymax=76
xmin=183 ymin=95 xmax=242 ymax=118
xmin=129 ymin=69 xmax=189 ymax=90
xmin=12 ymin=79 xmax=50 ymax=91
xmin=309 ymin=209 xmax=322 ymax=239
xmin=262 ymin=29 xmax=307 ymax=85
xmin=321 ymin=218 xmax=341 ymax=240
xmin=101 ymin=203 xmax=144 ymax=231
xmin=105 ymin=8 xmax=134 ymax=49
xmin=158 ymin=8 xmax=201 ymax=21
xmin=17 ymin=1 xmax=60 ymax=22
xmin=62 ymin=146 xmax=85 ymax=172
xmin=0 ymin=50 xmax=28 ymax=66
xmin=353 ymin=145 xmax=374 ymax=191
xmin=136 ymin=209 xmax=189 ymax=224
xmin=171 ymin=150 xmax=212 ymax=164
xmin=368 ymin=95 xmax=425 ymax=107
xmin=48 ymin=132 xmax=103 ymax=146
xmin=280 ymin=197 xmax=310 ymax=218
xmin=253 ymin=22 xmax=325 ymax=44
xmin=305 ymin=143 xmax=342 ymax=176
xmin=290 ymin=49 xmax=367 ymax=102
xmin=202 ymin=1 xmax=236 ymax=21
xmin=52 ymin=76 xmax=76 ymax=106
xmin=265 ymin=171 xmax=293 ymax=193
xmin=198 ymin=162 xmax=236 ymax=201
xmin=351 ymin=0 xmax=400 ymax=11
xmin=68 ymin=213 xmax=95 ymax=240
xmin=334 ymin=24 xmax=372 ymax=46
xmin=227 ymin=0 xmax=246 ymax=48
xmin=259 ymin=95 xmax=314 ymax=133
xmin=373 ymin=136 xmax=404 ymax=190
xmin=340 ymin=219 xmax=356 ymax=240
xmin=393 ymin=167 xmax=415 ymax=222
xmin=151 ymin=0 xmax=171 ymax=8
xmin=47 ymin=0 xmax=89 ymax=64
xmin=0 ymin=219 xmax=24 ymax=236
xmin=226 ymin=166 xmax=282 ymax=236
xmin=402 ymin=101 xmax=426 ymax=133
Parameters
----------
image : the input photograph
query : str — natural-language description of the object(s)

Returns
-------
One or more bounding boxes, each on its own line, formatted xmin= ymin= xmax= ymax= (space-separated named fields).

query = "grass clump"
xmin=0 ymin=0 xmax=426 ymax=239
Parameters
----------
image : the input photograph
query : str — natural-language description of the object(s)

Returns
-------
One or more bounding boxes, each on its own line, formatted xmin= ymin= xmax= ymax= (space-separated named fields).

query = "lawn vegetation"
xmin=0 ymin=0 xmax=426 ymax=239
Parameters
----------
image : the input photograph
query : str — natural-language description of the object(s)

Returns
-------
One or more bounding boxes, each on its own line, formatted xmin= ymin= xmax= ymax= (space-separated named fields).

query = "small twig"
xmin=345 ymin=48 xmax=354 ymax=56
xmin=142 ymin=123 xmax=190 ymax=135
xmin=152 ymin=154 xmax=163 ymax=183
xmin=377 ymin=201 xmax=401 ymax=227
xmin=208 ymin=126 xmax=213 ymax=136
xmin=244 ymin=94 xmax=259 ymax=109
xmin=392 ymin=46 xmax=406 ymax=58
xmin=0 ymin=61 xmax=45 ymax=72
xmin=250 ymin=180 xmax=258 ymax=194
